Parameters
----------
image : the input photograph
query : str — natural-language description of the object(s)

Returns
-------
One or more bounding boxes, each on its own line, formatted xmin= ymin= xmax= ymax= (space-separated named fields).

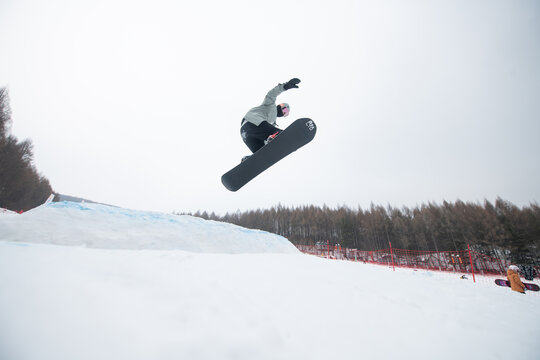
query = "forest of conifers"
xmin=0 ymin=87 xmax=53 ymax=211
xmin=187 ymin=198 xmax=540 ymax=264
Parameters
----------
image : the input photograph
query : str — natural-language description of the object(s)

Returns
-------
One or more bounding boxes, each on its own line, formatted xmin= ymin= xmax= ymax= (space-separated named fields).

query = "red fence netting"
xmin=295 ymin=243 xmax=516 ymax=278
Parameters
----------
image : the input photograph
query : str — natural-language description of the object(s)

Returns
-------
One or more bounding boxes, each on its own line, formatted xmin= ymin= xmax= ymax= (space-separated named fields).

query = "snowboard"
xmin=222 ymin=118 xmax=317 ymax=192
xmin=494 ymin=279 xmax=540 ymax=291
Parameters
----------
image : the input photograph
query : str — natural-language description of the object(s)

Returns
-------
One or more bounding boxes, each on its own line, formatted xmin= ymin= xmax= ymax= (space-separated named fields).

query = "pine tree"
xmin=0 ymin=87 xmax=53 ymax=211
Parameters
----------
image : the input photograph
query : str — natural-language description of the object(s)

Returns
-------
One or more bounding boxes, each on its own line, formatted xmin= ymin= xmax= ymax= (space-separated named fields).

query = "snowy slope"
xmin=0 ymin=201 xmax=297 ymax=253
xmin=1 ymin=202 xmax=539 ymax=360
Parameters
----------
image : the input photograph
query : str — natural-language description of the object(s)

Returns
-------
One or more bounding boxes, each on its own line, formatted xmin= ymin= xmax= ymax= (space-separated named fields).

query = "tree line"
xmin=184 ymin=198 xmax=540 ymax=264
xmin=0 ymin=87 xmax=53 ymax=211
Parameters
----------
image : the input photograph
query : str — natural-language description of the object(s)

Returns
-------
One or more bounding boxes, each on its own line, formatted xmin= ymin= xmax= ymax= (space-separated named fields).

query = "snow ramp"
xmin=0 ymin=201 xmax=298 ymax=254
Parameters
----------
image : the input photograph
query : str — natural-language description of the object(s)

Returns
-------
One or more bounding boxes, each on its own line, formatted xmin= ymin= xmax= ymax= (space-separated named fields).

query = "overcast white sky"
xmin=1 ymin=0 xmax=539 ymax=215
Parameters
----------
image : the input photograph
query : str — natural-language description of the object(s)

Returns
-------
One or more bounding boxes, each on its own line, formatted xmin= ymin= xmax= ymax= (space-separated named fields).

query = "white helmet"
xmin=277 ymin=103 xmax=290 ymax=117
xmin=508 ymin=265 xmax=520 ymax=272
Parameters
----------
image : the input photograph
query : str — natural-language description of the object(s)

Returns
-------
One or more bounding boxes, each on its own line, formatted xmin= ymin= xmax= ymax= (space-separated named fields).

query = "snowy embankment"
xmin=0 ymin=201 xmax=297 ymax=253
xmin=1 ymin=202 xmax=539 ymax=360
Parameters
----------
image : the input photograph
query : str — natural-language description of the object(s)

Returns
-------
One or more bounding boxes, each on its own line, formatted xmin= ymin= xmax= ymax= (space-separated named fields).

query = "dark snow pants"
xmin=240 ymin=120 xmax=282 ymax=153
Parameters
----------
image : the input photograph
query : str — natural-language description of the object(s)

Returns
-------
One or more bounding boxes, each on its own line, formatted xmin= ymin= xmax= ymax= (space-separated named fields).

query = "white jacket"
xmin=242 ymin=83 xmax=285 ymax=126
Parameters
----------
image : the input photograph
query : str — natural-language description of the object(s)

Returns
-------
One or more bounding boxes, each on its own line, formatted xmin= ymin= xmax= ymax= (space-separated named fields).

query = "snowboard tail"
xmin=222 ymin=118 xmax=316 ymax=192
xmin=494 ymin=279 xmax=540 ymax=291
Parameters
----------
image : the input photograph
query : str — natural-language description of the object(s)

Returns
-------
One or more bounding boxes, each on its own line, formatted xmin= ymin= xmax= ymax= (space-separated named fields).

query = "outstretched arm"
xmin=262 ymin=78 xmax=301 ymax=105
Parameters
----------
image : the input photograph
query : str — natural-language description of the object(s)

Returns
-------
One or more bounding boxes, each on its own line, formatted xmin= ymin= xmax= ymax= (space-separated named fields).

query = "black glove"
xmin=283 ymin=78 xmax=301 ymax=90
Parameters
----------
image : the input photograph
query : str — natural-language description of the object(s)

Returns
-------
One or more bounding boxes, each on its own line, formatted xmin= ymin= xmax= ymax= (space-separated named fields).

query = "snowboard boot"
xmin=264 ymin=132 xmax=280 ymax=145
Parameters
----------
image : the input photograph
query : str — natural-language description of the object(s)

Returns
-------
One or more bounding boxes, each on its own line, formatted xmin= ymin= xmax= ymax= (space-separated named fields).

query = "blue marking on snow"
xmin=6 ymin=242 xmax=30 ymax=247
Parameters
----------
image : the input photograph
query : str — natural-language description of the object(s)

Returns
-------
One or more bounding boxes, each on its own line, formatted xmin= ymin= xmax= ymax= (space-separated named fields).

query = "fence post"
xmin=468 ymin=244 xmax=476 ymax=283
xmin=327 ymin=239 xmax=329 ymax=259
xmin=390 ymin=242 xmax=395 ymax=271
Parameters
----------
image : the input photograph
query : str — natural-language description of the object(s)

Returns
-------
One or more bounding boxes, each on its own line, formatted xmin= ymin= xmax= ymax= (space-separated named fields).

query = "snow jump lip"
xmin=0 ymin=201 xmax=299 ymax=254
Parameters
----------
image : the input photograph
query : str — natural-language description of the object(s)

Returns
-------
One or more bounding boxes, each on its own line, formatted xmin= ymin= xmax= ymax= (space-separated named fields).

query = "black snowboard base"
xmin=222 ymin=118 xmax=317 ymax=192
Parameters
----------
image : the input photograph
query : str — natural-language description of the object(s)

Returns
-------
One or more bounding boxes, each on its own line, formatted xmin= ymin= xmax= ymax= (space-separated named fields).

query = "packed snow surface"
xmin=0 ymin=201 xmax=297 ymax=253
xmin=1 ymin=202 xmax=539 ymax=360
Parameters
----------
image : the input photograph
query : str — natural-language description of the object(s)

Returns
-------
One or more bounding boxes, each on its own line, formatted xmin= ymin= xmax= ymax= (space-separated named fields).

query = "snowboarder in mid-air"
xmin=240 ymin=78 xmax=301 ymax=161
xmin=221 ymin=77 xmax=316 ymax=191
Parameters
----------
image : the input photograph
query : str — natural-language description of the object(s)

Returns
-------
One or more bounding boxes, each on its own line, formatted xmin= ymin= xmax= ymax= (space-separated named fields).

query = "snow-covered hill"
xmin=0 ymin=201 xmax=297 ymax=253
xmin=1 ymin=202 xmax=539 ymax=360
